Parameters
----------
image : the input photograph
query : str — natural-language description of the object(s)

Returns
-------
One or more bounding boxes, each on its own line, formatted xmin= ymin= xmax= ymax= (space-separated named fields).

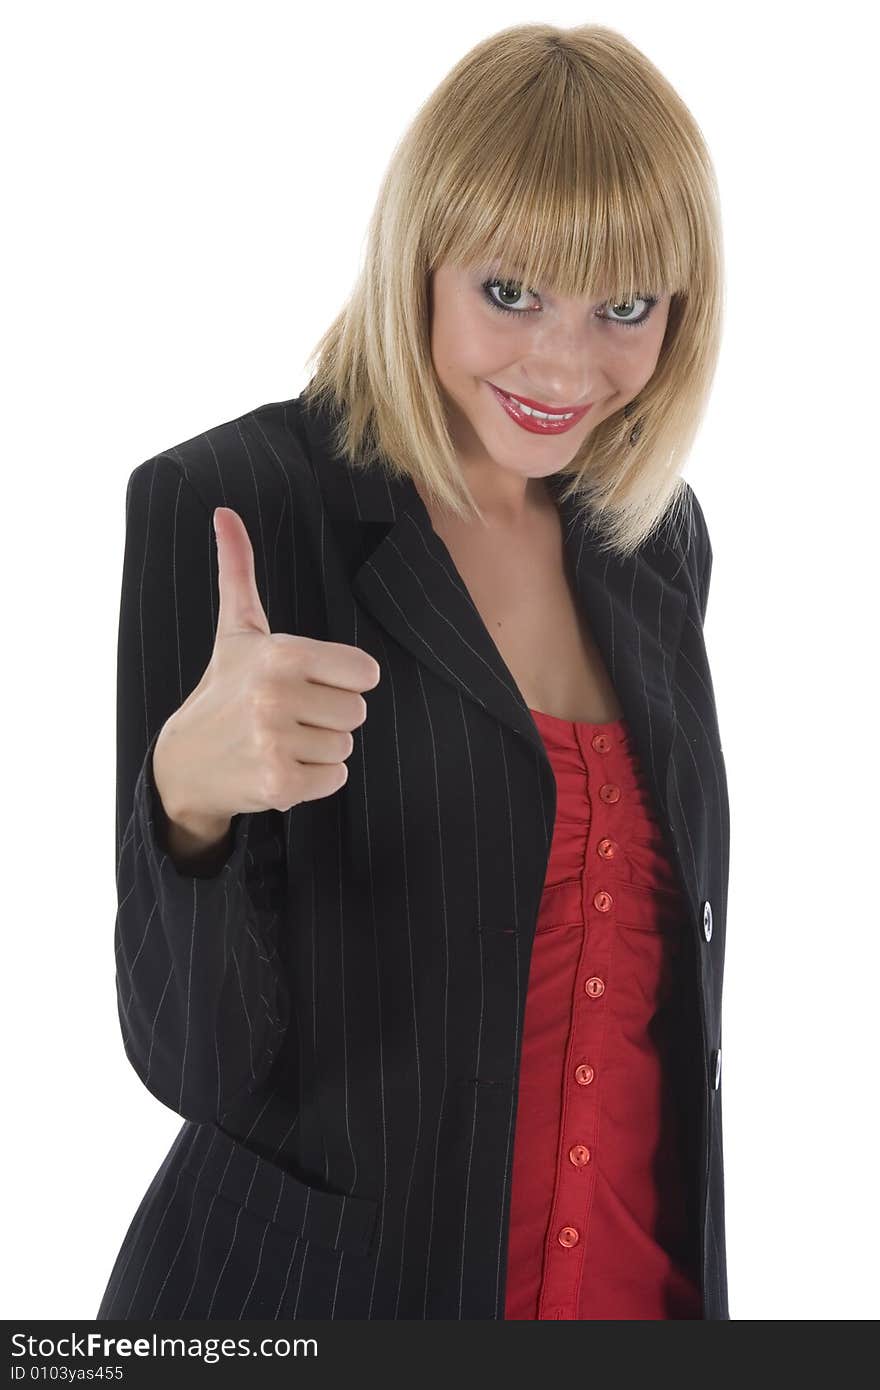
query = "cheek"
xmin=610 ymin=332 xmax=666 ymax=390
xmin=459 ymin=330 xmax=499 ymax=374
xmin=433 ymin=301 xmax=509 ymax=376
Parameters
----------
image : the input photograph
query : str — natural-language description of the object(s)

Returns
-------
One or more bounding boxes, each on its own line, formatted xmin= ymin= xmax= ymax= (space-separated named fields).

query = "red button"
xmin=575 ymin=1063 xmax=595 ymax=1085
xmin=593 ymin=889 xmax=613 ymax=912
xmin=557 ymin=1226 xmax=580 ymax=1248
xmin=599 ymin=783 xmax=621 ymax=803
xmin=591 ymin=732 xmax=612 ymax=753
xmin=597 ymin=838 xmax=617 ymax=859
xmin=584 ymin=976 xmax=605 ymax=997
xmin=569 ymin=1144 xmax=591 ymax=1166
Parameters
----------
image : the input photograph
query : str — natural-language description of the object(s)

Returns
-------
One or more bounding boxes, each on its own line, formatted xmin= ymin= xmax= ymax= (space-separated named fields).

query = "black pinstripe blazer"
xmin=97 ymin=390 xmax=730 ymax=1322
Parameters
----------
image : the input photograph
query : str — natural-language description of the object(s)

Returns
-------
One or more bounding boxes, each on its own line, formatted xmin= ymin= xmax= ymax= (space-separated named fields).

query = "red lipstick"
xmin=487 ymin=382 xmax=592 ymax=435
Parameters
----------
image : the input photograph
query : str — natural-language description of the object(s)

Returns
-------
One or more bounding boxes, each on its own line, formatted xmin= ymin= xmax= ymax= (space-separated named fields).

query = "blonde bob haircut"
xmin=301 ymin=21 xmax=725 ymax=560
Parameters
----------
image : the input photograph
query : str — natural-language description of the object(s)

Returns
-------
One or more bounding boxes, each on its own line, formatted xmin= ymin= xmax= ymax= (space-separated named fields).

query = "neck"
xmin=416 ymin=469 xmax=553 ymax=530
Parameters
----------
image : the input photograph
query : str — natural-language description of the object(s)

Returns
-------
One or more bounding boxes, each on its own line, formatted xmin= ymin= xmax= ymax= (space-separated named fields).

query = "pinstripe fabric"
xmin=97 ymin=391 xmax=729 ymax=1321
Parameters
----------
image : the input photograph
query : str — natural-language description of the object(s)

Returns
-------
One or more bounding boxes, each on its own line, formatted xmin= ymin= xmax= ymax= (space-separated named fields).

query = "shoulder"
xmin=122 ymin=394 xmax=342 ymax=638
xmin=126 ymin=394 xmax=322 ymax=523
xmin=642 ymin=478 xmax=713 ymax=621
xmin=655 ymin=479 xmax=710 ymax=571
xmin=671 ymin=479 xmax=713 ymax=622
xmin=680 ymin=480 xmax=711 ymax=581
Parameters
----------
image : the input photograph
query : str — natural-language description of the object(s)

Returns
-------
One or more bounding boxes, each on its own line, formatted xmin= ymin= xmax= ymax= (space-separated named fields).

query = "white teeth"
xmin=510 ymin=398 xmax=574 ymax=421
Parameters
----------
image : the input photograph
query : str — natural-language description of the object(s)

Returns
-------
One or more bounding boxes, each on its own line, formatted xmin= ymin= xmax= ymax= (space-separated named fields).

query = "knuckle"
xmin=267 ymin=631 xmax=307 ymax=674
xmin=248 ymin=676 xmax=281 ymax=718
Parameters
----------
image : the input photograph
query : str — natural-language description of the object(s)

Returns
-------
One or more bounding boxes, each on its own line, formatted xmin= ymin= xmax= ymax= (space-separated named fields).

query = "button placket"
xmin=514 ymin=710 xmax=702 ymax=1322
xmin=539 ymin=723 xmax=622 ymax=1319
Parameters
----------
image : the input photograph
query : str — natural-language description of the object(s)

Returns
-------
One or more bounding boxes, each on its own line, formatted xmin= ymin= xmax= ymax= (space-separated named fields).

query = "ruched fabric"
xmin=503 ymin=708 xmax=703 ymax=1320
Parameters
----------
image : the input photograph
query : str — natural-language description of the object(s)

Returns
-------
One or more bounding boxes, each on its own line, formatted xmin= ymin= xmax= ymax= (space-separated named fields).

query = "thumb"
xmin=213 ymin=507 xmax=271 ymax=638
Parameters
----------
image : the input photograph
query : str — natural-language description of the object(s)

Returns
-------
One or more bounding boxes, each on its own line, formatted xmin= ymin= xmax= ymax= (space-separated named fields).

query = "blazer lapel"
xmin=305 ymin=410 xmax=687 ymax=827
xmin=559 ymin=484 xmax=689 ymax=825
xmin=352 ymin=480 xmax=546 ymax=757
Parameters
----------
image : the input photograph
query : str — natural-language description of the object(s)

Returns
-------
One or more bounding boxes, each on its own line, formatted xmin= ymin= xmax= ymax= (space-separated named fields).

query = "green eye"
xmin=602 ymin=296 xmax=658 ymax=328
xmin=481 ymin=279 xmax=658 ymax=329
xmin=481 ymin=279 xmax=539 ymax=313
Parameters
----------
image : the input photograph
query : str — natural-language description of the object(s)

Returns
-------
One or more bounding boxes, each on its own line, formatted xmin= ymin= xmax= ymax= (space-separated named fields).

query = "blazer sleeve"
xmin=113 ymin=454 xmax=290 ymax=1124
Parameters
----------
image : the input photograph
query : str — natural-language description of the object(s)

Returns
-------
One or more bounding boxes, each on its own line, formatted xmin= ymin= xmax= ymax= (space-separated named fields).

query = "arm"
xmin=113 ymin=455 xmax=290 ymax=1123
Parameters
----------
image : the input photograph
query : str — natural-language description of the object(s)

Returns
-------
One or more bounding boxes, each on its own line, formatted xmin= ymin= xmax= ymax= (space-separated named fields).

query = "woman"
xmin=97 ymin=22 xmax=729 ymax=1321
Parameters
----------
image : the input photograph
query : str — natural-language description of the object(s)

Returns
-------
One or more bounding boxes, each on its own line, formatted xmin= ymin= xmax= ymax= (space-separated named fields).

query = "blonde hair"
xmin=301 ymin=22 xmax=724 ymax=559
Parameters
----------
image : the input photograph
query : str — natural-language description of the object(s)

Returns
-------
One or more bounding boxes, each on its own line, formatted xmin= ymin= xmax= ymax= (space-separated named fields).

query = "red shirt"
xmin=503 ymin=708 xmax=703 ymax=1320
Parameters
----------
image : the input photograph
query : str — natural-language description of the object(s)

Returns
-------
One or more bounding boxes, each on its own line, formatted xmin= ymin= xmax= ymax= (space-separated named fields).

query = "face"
xmin=428 ymin=258 xmax=672 ymax=497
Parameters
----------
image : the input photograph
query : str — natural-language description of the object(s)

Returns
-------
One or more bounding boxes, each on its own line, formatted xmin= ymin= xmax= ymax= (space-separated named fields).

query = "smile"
xmin=487 ymin=383 xmax=593 ymax=435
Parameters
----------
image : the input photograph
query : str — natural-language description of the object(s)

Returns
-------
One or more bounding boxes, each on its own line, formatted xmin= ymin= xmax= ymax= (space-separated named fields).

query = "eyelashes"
xmin=480 ymin=278 xmax=658 ymax=330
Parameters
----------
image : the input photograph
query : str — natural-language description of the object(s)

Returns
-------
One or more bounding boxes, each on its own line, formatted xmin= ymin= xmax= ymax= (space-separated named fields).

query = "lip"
xmin=487 ymin=382 xmax=593 ymax=435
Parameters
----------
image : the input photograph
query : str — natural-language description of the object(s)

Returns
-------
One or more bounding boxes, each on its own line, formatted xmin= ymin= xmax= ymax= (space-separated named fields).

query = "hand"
xmin=153 ymin=506 xmax=381 ymax=823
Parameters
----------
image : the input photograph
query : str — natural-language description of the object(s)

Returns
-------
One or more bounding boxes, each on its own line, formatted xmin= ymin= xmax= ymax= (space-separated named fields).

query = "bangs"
xmin=422 ymin=51 xmax=694 ymax=306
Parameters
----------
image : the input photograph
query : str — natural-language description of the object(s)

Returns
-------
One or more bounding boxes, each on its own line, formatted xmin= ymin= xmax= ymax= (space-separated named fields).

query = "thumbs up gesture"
xmin=153 ymin=506 xmax=381 ymax=827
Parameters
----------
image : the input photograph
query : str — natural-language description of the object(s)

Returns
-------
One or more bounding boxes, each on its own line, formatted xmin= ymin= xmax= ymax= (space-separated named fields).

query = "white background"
xmin=3 ymin=0 xmax=878 ymax=1322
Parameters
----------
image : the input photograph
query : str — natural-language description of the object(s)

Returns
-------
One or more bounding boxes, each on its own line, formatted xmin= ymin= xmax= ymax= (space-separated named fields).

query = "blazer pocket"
xmin=181 ymin=1121 xmax=380 ymax=1259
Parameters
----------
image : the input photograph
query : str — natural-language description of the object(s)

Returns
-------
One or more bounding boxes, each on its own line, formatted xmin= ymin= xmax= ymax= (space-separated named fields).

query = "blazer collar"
xmin=298 ymin=400 xmax=688 ymax=822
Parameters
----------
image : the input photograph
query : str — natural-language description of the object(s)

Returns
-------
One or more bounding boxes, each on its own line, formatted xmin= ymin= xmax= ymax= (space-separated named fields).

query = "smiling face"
xmin=428 ymin=259 xmax=672 ymax=494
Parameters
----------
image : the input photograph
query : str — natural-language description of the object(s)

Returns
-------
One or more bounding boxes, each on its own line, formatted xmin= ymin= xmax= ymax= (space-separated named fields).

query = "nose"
xmin=521 ymin=324 xmax=602 ymax=408
xmin=520 ymin=372 xmax=595 ymax=413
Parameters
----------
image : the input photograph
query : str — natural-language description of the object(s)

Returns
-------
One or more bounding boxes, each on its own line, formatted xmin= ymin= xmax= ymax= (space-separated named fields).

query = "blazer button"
xmin=702 ymin=900 xmax=713 ymax=942
xmin=712 ymin=1047 xmax=722 ymax=1090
